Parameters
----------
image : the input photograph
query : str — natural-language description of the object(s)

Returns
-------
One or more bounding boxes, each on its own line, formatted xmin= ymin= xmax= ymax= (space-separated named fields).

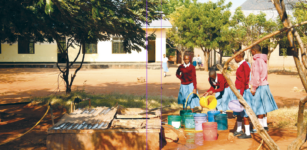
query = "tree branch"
xmin=69 ymin=42 xmax=82 ymax=68
xmin=70 ymin=42 xmax=85 ymax=87
xmin=217 ymin=64 xmax=280 ymax=150
xmin=223 ymin=20 xmax=307 ymax=70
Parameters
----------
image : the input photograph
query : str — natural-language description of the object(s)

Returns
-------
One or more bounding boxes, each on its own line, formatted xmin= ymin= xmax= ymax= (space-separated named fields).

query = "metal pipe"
xmin=104 ymin=109 xmax=111 ymax=115
xmin=89 ymin=109 xmax=95 ymax=114
xmin=73 ymin=123 xmax=81 ymax=129
xmin=97 ymin=122 xmax=105 ymax=129
xmin=80 ymin=123 xmax=88 ymax=129
xmin=99 ymin=109 xmax=107 ymax=115
xmin=92 ymin=123 xmax=99 ymax=129
xmin=67 ymin=123 xmax=75 ymax=130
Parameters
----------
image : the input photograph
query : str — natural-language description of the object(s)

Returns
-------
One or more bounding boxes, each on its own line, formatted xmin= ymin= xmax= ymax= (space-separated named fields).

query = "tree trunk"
xmin=174 ymin=50 xmax=177 ymax=65
xmin=181 ymin=50 xmax=184 ymax=64
xmin=220 ymin=49 xmax=223 ymax=65
xmin=203 ymin=50 xmax=210 ymax=71
xmin=271 ymin=1 xmax=307 ymax=149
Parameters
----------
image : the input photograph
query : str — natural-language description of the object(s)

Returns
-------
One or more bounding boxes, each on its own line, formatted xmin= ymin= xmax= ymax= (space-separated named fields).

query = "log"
xmin=217 ymin=64 xmax=280 ymax=150
xmin=270 ymin=1 xmax=307 ymax=149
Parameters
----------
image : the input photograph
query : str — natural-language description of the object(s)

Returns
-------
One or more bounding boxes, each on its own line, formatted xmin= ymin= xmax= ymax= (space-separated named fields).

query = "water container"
xmin=193 ymin=113 xmax=207 ymax=131
xmin=168 ymin=115 xmax=182 ymax=129
xmin=207 ymin=110 xmax=220 ymax=122
xmin=184 ymin=113 xmax=195 ymax=129
xmin=180 ymin=110 xmax=192 ymax=126
xmin=202 ymin=122 xmax=218 ymax=141
xmin=214 ymin=114 xmax=228 ymax=130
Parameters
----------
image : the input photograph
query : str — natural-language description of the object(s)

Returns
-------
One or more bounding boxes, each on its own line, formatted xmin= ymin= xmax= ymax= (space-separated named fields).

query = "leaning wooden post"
xmin=287 ymin=96 xmax=307 ymax=150
xmin=217 ymin=64 xmax=280 ymax=150
xmin=270 ymin=1 xmax=307 ymax=149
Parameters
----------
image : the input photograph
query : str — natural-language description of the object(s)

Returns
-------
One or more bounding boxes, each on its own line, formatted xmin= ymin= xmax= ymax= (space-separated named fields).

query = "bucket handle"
xmin=184 ymin=92 xmax=201 ymax=109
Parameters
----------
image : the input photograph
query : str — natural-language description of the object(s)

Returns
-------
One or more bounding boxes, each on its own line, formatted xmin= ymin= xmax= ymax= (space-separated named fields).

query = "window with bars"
xmin=57 ymin=37 xmax=66 ymax=53
xmin=18 ymin=37 xmax=34 ymax=54
xmin=112 ymin=37 xmax=125 ymax=54
xmin=84 ymin=43 xmax=97 ymax=54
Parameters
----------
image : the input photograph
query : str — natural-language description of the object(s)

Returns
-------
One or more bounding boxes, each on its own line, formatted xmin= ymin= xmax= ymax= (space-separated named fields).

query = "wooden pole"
xmin=49 ymin=103 xmax=54 ymax=126
xmin=222 ymin=21 xmax=307 ymax=70
xmin=217 ymin=64 xmax=280 ymax=150
xmin=269 ymin=1 xmax=307 ymax=149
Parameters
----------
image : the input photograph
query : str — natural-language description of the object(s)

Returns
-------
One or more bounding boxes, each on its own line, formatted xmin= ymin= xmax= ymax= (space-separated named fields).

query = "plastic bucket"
xmin=199 ymin=95 xmax=217 ymax=109
xmin=202 ymin=122 xmax=218 ymax=141
xmin=180 ymin=110 xmax=192 ymax=126
xmin=168 ymin=115 xmax=182 ymax=129
xmin=214 ymin=114 xmax=228 ymax=130
xmin=207 ymin=110 xmax=220 ymax=122
xmin=228 ymin=100 xmax=244 ymax=112
xmin=193 ymin=113 xmax=207 ymax=131
xmin=184 ymin=113 xmax=195 ymax=129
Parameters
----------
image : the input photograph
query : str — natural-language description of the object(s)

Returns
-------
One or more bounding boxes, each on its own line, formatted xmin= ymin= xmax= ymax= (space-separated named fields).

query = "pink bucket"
xmin=228 ymin=100 xmax=244 ymax=112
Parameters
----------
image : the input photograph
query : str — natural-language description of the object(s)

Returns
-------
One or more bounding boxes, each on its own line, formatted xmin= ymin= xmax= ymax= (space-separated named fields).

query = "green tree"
xmin=169 ymin=0 xmax=231 ymax=71
xmin=0 ymin=0 xmax=162 ymax=94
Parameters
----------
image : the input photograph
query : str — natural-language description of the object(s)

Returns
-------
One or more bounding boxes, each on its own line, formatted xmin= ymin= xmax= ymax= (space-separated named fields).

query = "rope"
xmin=0 ymin=105 xmax=50 ymax=146
xmin=257 ymin=140 xmax=264 ymax=150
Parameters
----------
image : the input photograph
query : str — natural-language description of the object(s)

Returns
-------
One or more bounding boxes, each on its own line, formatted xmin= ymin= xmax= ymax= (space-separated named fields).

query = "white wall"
xmin=0 ymin=28 xmax=167 ymax=63
xmin=0 ymin=41 xmax=57 ymax=62
xmin=194 ymin=44 xmax=299 ymax=69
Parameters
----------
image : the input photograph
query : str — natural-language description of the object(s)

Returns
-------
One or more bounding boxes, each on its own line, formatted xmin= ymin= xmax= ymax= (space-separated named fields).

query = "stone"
xmin=162 ymin=124 xmax=179 ymax=143
xmin=227 ymin=133 xmax=235 ymax=142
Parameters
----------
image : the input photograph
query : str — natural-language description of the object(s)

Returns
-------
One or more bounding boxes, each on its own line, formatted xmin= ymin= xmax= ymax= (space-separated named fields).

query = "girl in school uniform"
xmin=176 ymin=55 xmax=200 ymax=112
xmin=231 ymin=50 xmax=254 ymax=139
xmin=204 ymin=70 xmax=231 ymax=114
xmin=250 ymin=44 xmax=278 ymax=131
xmin=162 ymin=54 xmax=169 ymax=77
xmin=192 ymin=55 xmax=198 ymax=67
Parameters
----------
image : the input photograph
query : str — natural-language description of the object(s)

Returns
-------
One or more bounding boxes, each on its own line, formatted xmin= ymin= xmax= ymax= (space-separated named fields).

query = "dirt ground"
xmin=0 ymin=67 xmax=307 ymax=150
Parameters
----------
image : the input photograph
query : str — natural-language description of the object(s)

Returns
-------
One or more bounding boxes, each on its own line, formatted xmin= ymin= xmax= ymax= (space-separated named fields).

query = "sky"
xmin=197 ymin=0 xmax=246 ymax=10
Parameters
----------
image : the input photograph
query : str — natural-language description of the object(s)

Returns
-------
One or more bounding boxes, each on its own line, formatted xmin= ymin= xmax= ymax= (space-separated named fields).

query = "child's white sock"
xmin=237 ymin=122 xmax=242 ymax=132
xmin=263 ymin=117 xmax=268 ymax=127
xmin=245 ymin=125 xmax=251 ymax=135
xmin=258 ymin=118 xmax=263 ymax=127
xmin=164 ymin=73 xmax=166 ymax=76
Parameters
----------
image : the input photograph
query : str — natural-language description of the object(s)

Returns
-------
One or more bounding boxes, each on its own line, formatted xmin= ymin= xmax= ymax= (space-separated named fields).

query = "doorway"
xmin=148 ymin=41 xmax=155 ymax=62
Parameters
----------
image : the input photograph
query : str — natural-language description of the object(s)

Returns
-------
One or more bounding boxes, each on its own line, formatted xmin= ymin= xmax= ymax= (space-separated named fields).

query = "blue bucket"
xmin=207 ymin=111 xmax=220 ymax=122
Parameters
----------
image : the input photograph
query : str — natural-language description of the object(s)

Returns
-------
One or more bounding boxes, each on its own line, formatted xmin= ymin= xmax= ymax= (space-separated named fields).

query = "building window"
xmin=112 ymin=37 xmax=125 ymax=54
xmin=84 ymin=42 xmax=97 ymax=54
xmin=18 ymin=37 xmax=34 ymax=54
xmin=262 ymin=47 xmax=269 ymax=55
xmin=58 ymin=37 xmax=66 ymax=53
xmin=279 ymin=47 xmax=293 ymax=56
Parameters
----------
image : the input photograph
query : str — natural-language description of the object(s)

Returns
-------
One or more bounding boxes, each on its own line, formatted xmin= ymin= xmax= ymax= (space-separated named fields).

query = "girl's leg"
xmin=238 ymin=117 xmax=252 ymax=139
xmin=234 ymin=115 xmax=243 ymax=136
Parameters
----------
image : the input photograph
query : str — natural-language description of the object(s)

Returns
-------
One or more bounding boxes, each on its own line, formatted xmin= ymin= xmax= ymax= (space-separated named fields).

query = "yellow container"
xmin=199 ymin=96 xmax=217 ymax=110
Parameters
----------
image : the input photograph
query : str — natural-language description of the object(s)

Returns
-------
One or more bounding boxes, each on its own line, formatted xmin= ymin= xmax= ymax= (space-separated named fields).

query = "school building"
xmin=0 ymin=19 xmax=172 ymax=69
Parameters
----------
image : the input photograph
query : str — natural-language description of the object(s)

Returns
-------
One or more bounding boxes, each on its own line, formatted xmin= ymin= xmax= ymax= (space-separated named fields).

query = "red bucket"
xmin=202 ymin=122 xmax=218 ymax=141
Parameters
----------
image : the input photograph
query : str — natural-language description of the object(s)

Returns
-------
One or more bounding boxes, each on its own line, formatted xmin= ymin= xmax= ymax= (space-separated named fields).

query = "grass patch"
xmin=268 ymin=107 xmax=307 ymax=129
xmin=31 ymin=91 xmax=181 ymax=112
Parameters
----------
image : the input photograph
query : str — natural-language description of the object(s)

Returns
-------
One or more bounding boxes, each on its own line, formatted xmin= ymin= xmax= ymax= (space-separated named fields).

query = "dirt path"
xmin=0 ymin=68 xmax=306 ymax=107
xmin=0 ymin=68 xmax=307 ymax=149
